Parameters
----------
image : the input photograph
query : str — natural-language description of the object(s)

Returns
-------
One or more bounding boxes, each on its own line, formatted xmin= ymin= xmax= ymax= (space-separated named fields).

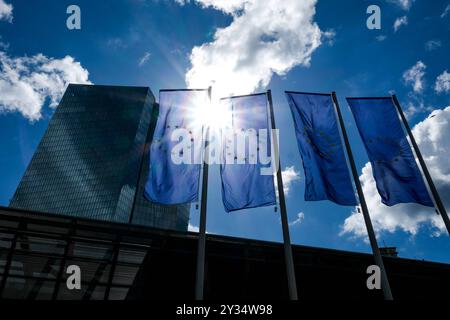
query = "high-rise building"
xmin=9 ymin=84 xmax=189 ymax=231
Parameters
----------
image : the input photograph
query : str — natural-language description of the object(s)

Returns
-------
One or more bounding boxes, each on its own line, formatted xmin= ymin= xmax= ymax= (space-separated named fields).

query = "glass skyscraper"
xmin=9 ymin=84 xmax=189 ymax=231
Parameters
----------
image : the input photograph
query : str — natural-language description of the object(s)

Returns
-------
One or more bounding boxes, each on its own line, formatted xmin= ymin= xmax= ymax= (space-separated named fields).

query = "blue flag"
xmin=220 ymin=93 xmax=276 ymax=212
xmin=347 ymin=98 xmax=433 ymax=207
xmin=144 ymin=90 xmax=208 ymax=205
xmin=285 ymin=92 xmax=357 ymax=206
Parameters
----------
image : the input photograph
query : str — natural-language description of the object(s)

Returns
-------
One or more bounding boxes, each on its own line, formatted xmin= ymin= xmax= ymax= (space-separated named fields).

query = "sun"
xmin=192 ymin=97 xmax=232 ymax=131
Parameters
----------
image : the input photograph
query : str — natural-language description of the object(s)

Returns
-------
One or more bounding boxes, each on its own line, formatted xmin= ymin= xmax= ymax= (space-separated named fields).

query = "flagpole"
xmin=267 ymin=90 xmax=298 ymax=300
xmin=391 ymin=95 xmax=450 ymax=236
xmin=195 ymin=86 xmax=212 ymax=300
xmin=332 ymin=92 xmax=393 ymax=300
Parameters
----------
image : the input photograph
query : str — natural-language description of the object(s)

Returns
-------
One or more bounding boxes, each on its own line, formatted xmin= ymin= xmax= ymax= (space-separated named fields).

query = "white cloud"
xmin=403 ymin=61 xmax=426 ymax=93
xmin=289 ymin=212 xmax=305 ymax=227
xmin=404 ymin=102 xmax=421 ymax=119
xmin=402 ymin=92 xmax=433 ymax=119
xmin=388 ymin=0 xmax=414 ymax=11
xmin=403 ymin=100 xmax=427 ymax=119
xmin=393 ymin=16 xmax=408 ymax=32
xmin=0 ymin=51 xmax=92 ymax=121
xmin=138 ymin=52 xmax=151 ymax=66
xmin=281 ymin=166 xmax=301 ymax=196
xmin=106 ymin=37 xmax=128 ymax=49
xmin=0 ymin=0 xmax=12 ymax=22
xmin=181 ymin=0 xmax=324 ymax=100
xmin=376 ymin=35 xmax=387 ymax=42
xmin=425 ymin=40 xmax=441 ymax=51
xmin=322 ymin=29 xmax=336 ymax=46
xmin=341 ymin=107 xmax=450 ymax=239
xmin=188 ymin=222 xmax=199 ymax=232
xmin=441 ymin=4 xmax=450 ymax=18
xmin=435 ymin=70 xmax=450 ymax=94
xmin=0 ymin=35 xmax=9 ymax=49
xmin=177 ymin=0 xmax=246 ymax=14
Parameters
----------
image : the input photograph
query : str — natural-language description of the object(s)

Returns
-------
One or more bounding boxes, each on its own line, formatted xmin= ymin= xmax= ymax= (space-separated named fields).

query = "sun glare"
xmin=192 ymin=97 xmax=232 ymax=131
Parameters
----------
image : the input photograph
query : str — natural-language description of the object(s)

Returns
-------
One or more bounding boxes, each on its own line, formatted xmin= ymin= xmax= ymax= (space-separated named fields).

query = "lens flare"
xmin=191 ymin=96 xmax=232 ymax=132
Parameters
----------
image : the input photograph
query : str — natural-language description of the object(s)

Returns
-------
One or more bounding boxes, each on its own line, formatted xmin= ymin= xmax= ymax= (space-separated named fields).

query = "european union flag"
xmin=347 ymin=98 xmax=433 ymax=207
xmin=144 ymin=90 xmax=208 ymax=205
xmin=285 ymin=92 xmax=357 ymax=206
xmin=220 ymin=93 xmax=276 ymax=212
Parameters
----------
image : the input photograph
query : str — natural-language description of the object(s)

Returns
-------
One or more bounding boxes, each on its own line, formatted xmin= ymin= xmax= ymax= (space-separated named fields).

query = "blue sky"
xmin=0 ymin=0 xmax=449 ymax=263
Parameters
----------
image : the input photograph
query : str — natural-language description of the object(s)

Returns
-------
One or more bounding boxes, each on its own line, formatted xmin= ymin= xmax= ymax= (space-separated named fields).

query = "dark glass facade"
xmin=9 ymin=84 xmax=189 ymax=231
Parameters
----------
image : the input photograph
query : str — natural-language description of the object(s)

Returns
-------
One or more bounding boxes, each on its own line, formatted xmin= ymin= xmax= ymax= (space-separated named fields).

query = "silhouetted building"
xmin=0 ymin=206 xmax=449 ymax=300
xmin=380 ymin=247 xmax=399 ymax=258
xmin=9 ymin=84 xmax=189 ymax=231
